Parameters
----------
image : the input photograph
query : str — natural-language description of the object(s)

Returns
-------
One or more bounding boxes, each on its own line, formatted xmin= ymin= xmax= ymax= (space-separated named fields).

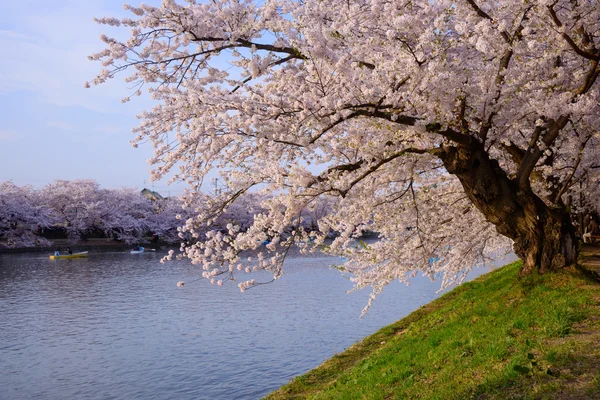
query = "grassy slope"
xmin=266 ymin=262 xmax=600 ymax=399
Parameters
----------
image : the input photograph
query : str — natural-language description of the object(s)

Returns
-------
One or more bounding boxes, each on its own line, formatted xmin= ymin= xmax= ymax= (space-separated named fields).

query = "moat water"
xmin=0 ymin=248 xmax=516 ymax=399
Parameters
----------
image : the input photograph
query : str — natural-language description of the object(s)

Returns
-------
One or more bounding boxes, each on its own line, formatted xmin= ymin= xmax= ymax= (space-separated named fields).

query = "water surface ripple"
xmin=0 ymin=248 xmax=514 ymax=399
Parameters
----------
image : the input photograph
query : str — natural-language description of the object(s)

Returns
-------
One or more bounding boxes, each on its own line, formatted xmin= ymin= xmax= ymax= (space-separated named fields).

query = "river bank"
xmin=266 ymin=254 xmax=600 ymax=399
xmin=0 ymin=238 xmax=172 ymax=254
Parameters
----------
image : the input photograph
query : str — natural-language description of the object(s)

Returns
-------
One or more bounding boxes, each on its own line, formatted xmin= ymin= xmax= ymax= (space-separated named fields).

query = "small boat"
xmin=130 ymin=247 xmax=156 ymax=254
xmin=49 ymin=251 xmax=89 ymax=260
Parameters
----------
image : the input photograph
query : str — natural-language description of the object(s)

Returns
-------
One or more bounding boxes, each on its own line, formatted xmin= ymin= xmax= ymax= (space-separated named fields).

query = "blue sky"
xmin=0 ymin=0 xmax=188 ymax=196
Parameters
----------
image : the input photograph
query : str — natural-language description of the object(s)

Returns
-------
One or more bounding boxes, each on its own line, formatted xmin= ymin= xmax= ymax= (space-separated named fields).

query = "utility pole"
xmin=210 ymin=177 xmax=224 ymax=196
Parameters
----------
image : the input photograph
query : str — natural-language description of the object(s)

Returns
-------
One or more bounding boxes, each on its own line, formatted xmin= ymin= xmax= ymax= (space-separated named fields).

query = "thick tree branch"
xmin=311 ymin=147 xmax=435 ymax=197
xmin=574 ymin=60 xmax=600 ymax=95
xmin=547 ymin=5 xmax=600 ymax=61
xmin=516 ymin=116 xmax=570 ymax=189
xmin=464 ymin=0 xmax=511 ymax=43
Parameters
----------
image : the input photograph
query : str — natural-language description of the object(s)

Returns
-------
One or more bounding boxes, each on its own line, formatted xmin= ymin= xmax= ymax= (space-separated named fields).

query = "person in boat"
xmin=54 ymin=249 xmax=60 ymax=256
xmin=133 ymin=245 xmax=143 ymax=251
xmin=67 ymin=247 xmax=73 ymax=255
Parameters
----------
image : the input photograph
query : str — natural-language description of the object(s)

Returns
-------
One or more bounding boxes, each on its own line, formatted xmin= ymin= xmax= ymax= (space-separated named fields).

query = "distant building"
xmin=141 ymin=188 xmax=164 ymax=201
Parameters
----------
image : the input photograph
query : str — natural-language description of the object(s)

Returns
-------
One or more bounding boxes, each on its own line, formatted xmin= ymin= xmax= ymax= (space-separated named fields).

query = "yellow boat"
xmin=49 ymin=251 xmax=89 ymax=260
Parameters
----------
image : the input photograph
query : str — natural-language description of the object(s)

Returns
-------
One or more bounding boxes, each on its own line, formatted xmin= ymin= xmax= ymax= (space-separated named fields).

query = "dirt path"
xmin=579 ymin=244 xmax=600 ymax=282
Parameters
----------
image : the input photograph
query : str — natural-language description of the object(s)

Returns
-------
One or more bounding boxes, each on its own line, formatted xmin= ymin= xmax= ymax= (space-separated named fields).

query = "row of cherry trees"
xmin=0 ymin=179 xmax=331 ymax=249
xmin=0 ymin=180 xmax=181 ymax=248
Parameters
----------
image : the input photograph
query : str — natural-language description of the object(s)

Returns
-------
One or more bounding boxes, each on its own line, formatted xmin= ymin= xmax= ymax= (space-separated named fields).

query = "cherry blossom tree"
xmin=0 ymin=181 xmax=55 ymax=248
xmin=41 ymin=180 xmax=105 ymax=241
xmin=299 ymin=195 xmax=336 ymax=233
xmin=147 ymin=196 xmax=188 ymax=243
xmin=216 ymin=192 xmax=268 ymax=232
xmin=90 ymin=0 xmax=600 ymax=301
xmin=0 ymin=180 xmax=192 ymax=248
xmin=95 ymin=187 xmax=155 ymax=243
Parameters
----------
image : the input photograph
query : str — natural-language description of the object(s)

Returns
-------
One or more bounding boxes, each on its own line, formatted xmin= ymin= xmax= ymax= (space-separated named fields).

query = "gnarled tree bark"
xmin=438 ymin=142 xmax=578 ymax=275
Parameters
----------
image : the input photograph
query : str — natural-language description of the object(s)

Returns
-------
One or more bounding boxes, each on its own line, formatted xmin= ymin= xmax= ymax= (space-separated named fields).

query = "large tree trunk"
xmin=438 ymin=142 xmax=578 ymax=275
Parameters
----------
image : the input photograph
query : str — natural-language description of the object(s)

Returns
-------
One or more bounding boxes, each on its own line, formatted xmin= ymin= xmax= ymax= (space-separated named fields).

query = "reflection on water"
xmin=0 ymin=248 xmax=516 ymax=400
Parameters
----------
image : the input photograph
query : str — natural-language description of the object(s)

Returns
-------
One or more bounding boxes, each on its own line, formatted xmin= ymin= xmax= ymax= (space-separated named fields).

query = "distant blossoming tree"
xmin=42 ymin=180 xmax=106 ymax=241
xmin=218 ymin=192 xmax=268 ymax=232
xmin=95 ymin=187 xmax=155 ymax=243
xmin=0 ymin=181 xmax=55 ymax=248
xmin=147 ymin=196 xmax=189 ymax=243
xmin=90 ymin=0 xmax=600 ymax=304
xmin=0 ymin=180 xmax=189 ymax=247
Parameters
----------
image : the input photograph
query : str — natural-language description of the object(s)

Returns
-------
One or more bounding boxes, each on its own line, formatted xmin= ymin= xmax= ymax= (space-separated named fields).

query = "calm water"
xmin=0 ymin=247 xmax=516 ymax=400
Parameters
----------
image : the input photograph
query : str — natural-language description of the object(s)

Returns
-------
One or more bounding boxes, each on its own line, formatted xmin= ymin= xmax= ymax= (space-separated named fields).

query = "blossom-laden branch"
xmin=90 ymin=0 xmax=600 ymax=309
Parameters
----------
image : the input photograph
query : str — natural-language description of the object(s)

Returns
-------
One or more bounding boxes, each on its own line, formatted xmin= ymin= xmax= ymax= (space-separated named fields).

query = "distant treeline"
xmin=0 ymin=180 xmax=188 ymax=248
xmin=0 ymin=180 xmax=331 ymax=249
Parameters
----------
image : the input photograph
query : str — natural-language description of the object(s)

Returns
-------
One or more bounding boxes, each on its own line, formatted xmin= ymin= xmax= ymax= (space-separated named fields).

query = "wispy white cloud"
xmin=46 ymin=120 xmax=79 ymax=131
xmin=45 ymin=120 xmax=126 ymax=135
xmin=94 ymin=124 xmax=126 ymax=135
xmin=0 ymin=129 xmax=18 ymax=142
xmin=0 ymin=0 xmax=182 ymax=191
xmin=0 ymin=0 xmax=156 ymax=114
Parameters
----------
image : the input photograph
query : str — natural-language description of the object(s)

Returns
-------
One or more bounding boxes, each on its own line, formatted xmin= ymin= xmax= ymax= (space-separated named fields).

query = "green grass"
xmin=265 ymin=262 xmax=600 ymax=399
